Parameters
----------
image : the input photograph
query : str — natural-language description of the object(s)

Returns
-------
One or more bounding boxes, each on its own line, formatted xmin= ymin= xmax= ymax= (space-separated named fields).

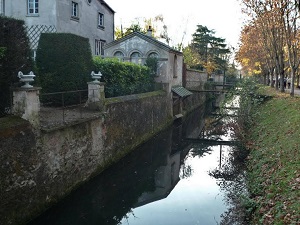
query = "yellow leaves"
xmin=254 ymin=61 xmax=260 ymax=67
xmin=241 ymin=58 xmax=250 ymax=66
xmin=204 ymin=61 xmax=217 ymax=75
xmin=253 ymin=69 xmax=261 ymax=75
xmin=182 ymin=46 xmax=201 ymax=68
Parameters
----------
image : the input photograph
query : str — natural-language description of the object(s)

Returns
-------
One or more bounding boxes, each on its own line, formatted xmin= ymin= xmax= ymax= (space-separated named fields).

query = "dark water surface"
xmin=27 ymin=100 xmax=245 ymax=225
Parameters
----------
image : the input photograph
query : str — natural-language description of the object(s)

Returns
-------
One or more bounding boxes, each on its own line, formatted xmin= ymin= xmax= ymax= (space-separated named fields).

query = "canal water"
xmin=27 ymin=98 xmax=246 ymax=225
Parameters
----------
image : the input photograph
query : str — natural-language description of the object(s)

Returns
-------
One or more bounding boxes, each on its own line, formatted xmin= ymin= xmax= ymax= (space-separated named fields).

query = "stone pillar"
xmin=12 ymin=87 xmax=41 ymax=128
xmin=87 ymin=82 xmax=105 ymax=110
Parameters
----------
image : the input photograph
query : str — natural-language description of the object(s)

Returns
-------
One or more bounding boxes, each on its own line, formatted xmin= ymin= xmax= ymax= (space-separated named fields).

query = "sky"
xmin=107 ymin=0 xmax=246 ymax=50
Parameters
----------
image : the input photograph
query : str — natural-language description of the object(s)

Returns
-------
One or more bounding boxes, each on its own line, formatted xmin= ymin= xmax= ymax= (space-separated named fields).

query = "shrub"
xmin=145 ymin=57 xmax=158 ymax=76
xmin=93 ymin=57 xmax=155 ymax=98
xmin=36 ymin=33 xmax=93 ymax=105
xmin=0 ymin=16 xmax=33 ymax=116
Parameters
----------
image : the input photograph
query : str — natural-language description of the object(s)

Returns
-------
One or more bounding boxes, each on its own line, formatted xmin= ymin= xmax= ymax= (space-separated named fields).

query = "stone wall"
xmin=183 ymin=90 xmax=207 ymax=113
xmin=0 ymin=117 xmax=38 ymax=225
xmin=212 ymin=73 xmax=224 ymax=83
xmin=0 ymin=90 xmax=173 ymax=225
xmin=103 ymin=91 xmax=173 ymax=158
xmin=185 ymin=69 xmax=207 ymax=88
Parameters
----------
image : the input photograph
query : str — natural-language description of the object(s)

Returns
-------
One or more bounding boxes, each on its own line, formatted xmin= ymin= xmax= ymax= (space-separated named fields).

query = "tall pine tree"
xmin=191 ymin=25 xmax=230 ymax=76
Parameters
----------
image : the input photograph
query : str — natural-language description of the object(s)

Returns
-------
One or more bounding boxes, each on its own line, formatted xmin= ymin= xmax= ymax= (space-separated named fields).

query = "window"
xmin=146 ymin=53 xmax=159 ymax=76
xmin=72 ymin=1 xmax=78 ymax=18
xmin=0 ymin=0 xmax=5 ymax=15
xmin=173 ymin=55 xmax=178 ymax=78
xmin=148 ymin=52 xmax=158 ymax=58
xmin=98 ymin=13 xmax=104 ymax=28
xmin=28 ymin=0 xmax=38 ymax=14
xmin=113 ymin=51 xmax=124 ymax=61
xmin=95 ymin=39 xmax=106 ymax=56
xmin=130 ymin=52 xmax=141 ymax=64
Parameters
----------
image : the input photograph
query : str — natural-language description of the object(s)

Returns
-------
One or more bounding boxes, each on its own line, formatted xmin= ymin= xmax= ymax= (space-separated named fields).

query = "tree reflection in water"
xmin=200 ymin=97 xmax=252 ymax=225
xmin=179 ymin=163 xmax=193 ymax=179
xmin=209 ymin=145 xmax=251 ymax=225
xmin=208 ymin=120 xmax=252 ymax=225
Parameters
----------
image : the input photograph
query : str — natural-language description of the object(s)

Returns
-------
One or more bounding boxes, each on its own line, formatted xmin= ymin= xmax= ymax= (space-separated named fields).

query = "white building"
xmin=0 ymin=0 xmax=115 ymax=56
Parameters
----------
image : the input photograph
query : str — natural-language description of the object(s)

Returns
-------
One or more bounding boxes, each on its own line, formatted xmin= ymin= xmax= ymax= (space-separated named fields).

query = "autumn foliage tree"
xmin=236 ymin=20 xmax=273 ymax=84
xmin=237 ymin=0 xmax=300 ymax=95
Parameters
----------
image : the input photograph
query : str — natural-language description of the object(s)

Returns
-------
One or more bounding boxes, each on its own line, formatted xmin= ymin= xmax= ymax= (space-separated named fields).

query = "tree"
xmin=114 ymin=15 xmax=173 ymax=45
xmin=114 ymin=26 xmax=124 ymax=40
xmin=123 ymin=23 xmax=145 ymax=36
xmin=191 ymin=25 xmax=230 ymax=78
xmin=278 ymin=0 xmax=300 ymax=96
xmin=239 ymin=0 xmax=300 ymax=93
xmin=182 ymin=45 xmax=201 ymax=69
xmin=236 ymin=22 xmax=270 ymax=79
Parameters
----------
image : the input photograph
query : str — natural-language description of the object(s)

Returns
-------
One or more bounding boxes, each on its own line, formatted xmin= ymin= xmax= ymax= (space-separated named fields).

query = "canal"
xmin=27 ymin=97 xmax=247 ymax=225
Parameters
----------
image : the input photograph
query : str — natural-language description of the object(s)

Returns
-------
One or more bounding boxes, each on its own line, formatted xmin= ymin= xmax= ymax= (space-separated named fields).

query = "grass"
xmin=246 ymin=87 xmax=300 ymax=224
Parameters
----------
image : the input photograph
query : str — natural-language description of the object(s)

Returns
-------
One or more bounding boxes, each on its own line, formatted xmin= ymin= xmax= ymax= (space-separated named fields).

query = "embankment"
xmin=246 ymin=90 xmax=300 ymax=224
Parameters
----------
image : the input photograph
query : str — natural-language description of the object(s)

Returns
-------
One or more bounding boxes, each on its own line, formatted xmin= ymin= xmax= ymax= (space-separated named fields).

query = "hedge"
xmin=0 ymin=16 xmax=33 ymax=116
xmin=36 ymin=33 xmax=93 ymax=92
xmin=93 ymin=57 xmax=155 ymax=98
xmin=36 ymin=33 xmax=93 ymax=105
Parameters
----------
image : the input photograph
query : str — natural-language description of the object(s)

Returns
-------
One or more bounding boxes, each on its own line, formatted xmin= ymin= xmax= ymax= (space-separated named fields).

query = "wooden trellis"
xmin=25 ymin=25 xmax=57 ymax=49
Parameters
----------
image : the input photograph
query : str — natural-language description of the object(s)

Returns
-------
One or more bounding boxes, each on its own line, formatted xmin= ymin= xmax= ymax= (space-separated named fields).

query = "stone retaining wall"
xmin=0 ymin=90 xmax=173 ymax=225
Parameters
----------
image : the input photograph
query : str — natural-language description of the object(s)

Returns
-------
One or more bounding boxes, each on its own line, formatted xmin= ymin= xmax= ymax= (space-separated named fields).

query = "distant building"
xmin=1 ymin=0 xmax=115 ymax=56
xmin=104 ymin=29 xmax=193 ymax=117
xmin=104 ymin=29 xmax=184 ymax=88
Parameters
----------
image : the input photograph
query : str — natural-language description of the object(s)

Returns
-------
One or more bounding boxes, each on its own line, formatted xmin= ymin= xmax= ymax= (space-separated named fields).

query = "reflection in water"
xmin=209 ymin=96 xmax=250 ymax=225
xmin=27 ymin=98 xmax=246 ymax=225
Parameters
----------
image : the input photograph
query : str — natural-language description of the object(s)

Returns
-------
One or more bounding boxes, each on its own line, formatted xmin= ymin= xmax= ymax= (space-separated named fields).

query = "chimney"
xmin=147 ymin=26 xmax=153 ymax=37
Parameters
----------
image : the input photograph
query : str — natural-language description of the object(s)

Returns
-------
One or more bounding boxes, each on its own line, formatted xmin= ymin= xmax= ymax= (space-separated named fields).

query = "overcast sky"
xmin=108 ymin=0 xmax=245 ymax=49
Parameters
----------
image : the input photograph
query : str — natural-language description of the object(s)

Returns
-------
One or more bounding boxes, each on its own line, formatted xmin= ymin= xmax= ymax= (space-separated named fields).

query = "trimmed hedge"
xmin=0 ymin=16 xmax=33 ymax=116
xmin=93 ymin=57 xmax=155 ymax=98
xmin=36 ymin=33 xmax=93 ymax=93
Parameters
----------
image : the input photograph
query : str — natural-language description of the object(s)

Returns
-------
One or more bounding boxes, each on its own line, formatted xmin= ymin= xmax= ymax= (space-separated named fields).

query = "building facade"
xmin=0 ymin=0 xmax=115 ymax=56
xmin=104 ymin=30 xmax=184 ymax=89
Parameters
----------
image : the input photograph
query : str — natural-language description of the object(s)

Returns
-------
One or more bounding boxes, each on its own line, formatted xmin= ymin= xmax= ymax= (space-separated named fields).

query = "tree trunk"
xmin=290 ymin=67 xmax=295 ymax=96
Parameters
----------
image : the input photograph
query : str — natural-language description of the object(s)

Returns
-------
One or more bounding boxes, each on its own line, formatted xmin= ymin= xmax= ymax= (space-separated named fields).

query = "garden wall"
xmin=185 ymin=68 xmax=207 ymax=88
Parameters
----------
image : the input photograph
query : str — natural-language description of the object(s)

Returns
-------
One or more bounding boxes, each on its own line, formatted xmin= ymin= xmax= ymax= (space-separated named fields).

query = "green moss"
xmin=104 ymin=90 xmax=165 ymax=105
xmin=0 ymin=116 xmax=30 ymax=138
xmin=0 ymin=116 xmax=28 ymax=129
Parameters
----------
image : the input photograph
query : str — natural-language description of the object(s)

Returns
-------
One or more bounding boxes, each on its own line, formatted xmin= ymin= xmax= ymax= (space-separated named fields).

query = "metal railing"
xmin=39 ymin=89 xmax=100 ymax=129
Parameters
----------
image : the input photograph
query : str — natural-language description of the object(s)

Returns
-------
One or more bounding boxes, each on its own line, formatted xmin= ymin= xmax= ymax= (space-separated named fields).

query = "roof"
xmin=104 ymin=32 xmax=183 ymax=55
xmin=98 ymin=0 xmax=115 ymax=13
xmin=172 ymin=86 xmax=193 ymax=97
